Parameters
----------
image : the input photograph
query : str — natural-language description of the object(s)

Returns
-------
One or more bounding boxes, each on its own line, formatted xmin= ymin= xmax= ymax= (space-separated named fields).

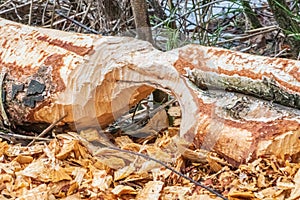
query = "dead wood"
xmin=0 ymin=18 xmax=300 ymax=165
xmin=130 ymin=0 xmax=153 ymax=43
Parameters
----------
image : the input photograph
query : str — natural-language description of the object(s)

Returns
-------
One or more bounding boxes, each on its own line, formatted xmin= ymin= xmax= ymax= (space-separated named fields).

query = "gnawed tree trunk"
xmin=172 ymin=44 xmax=300 ymax=165
xmin=0 ymin=17 xmax=198 ymax=134
xmin=0 ymin=18 xmax=300 ymax=165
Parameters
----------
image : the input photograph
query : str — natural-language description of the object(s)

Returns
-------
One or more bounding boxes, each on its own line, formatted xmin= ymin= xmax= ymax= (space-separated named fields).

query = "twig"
xmin=28 ymin=0 xmax=33 ymax=25
xmin=153 ymin=0 xmax=224 ymax=32
xmin=27 ymin=114 xmax=67 ymax=146
xmin=0 ymin=1 xmax=32 ymax=15
xmin=0 ymin=128 xmax=51 ymax=142
xmin=274 ymin=48 xmax=288 ymax=57
xmin=43 ymin=11 xmax=84 ymax=27
xmin=50 ymin=0 xmax=57 ymax=29
xmin=131 ymin=101 xmax=142 ymax=121
xmin=216 ymin=26 xmax=279 ymax=45
xmin=41 ymin=0 xmax=49 ymax=25
xmin=106 ymin=146 xmax=228 ymax=200
xmin=149 ymin=98 xmax=175 ymax=118
xmin=0 ymin=0 xmax=11 ymax=9
xmin=121 ymin=98 xmax=175 ymax=133
xmin=10 ymin=1 xmax=22 ymax=20
xmin=62 ymin=6 xmax=73 ymax=30
xmin=245 ymin=25 xmax=278 ymax=34
xmin=230 ymin=27 xmax=278 ymax=43
xmin=240 ymin=44 xmax=257 ymax=52
xmin=78 ymin=3 xmax=91 ymax=33
xmin=55 ymin=10 xmax=103 ymax=34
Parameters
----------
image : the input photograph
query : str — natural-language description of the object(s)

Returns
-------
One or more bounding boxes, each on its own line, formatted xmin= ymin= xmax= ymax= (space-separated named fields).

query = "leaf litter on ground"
xmin=1 ymin=123 xmax=300 ymax=199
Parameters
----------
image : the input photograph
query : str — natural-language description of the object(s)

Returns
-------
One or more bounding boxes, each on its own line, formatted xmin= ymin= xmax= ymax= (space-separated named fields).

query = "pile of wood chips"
xmin=1 ymin=122 xmax=300 ymax=200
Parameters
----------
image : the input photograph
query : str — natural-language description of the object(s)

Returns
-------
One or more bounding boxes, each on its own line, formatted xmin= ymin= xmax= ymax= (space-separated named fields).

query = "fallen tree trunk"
xmin=0 ymin=17 xmax=199 ymax=137
xmin=0 ymin=18 xmax=300 ymax=165
xmin=171 ymin=45 xmax=300 ymax=164
xmin=175 ymin=45 xmax=300 ymax=109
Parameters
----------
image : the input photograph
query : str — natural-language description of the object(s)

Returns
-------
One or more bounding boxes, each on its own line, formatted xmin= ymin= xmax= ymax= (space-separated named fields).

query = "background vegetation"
xmin=1 ymin=0 xmax=300 ymax=58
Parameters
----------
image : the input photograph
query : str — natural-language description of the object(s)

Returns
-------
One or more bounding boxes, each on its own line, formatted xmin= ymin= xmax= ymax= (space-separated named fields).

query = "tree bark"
xmin=178 ymin=45 xmax=300 ymax=109
xmin=130 ymin=0 xmax=153 ymax=43
xmin=1 ymin=18 xmax=300 ymax=165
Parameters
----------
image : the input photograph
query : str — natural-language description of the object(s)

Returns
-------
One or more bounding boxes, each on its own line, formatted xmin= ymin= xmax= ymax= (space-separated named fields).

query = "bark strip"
xmin=172 ymin=45 xmax=300 ymax=109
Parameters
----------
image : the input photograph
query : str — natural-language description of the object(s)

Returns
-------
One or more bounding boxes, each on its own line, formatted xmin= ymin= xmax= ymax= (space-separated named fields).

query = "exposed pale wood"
xmin=0 ymin=18 xmax=199 ymax=137
xmin=1 ymin=18 xmax=300 ymax=165
xmin=184 ymin=89 xmax=300 ymax=165
xmin=171 ymin=44 xmax=300 ymax=165
xmin=172 ymin=44 xmax=300 ymax=109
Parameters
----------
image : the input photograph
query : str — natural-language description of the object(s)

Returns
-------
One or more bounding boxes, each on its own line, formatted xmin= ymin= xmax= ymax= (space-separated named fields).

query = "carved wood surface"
xmin=0 ymin=18 xmax=300 ymax=165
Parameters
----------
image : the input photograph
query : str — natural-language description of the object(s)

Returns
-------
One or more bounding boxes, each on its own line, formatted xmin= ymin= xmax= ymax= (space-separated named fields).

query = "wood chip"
xmin=111 ymin=185 xmax=137 ymax=195
xmin=136 ymin=181 xmax=164 ymax=200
